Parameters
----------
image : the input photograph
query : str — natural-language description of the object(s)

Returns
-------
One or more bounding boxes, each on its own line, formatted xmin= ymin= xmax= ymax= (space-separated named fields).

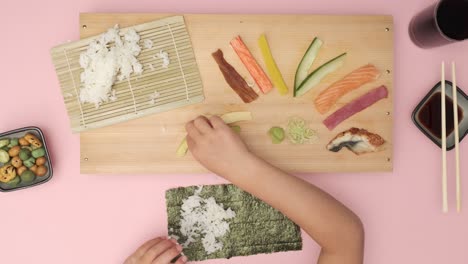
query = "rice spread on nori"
xmin=179 ymin=186 xmax=236 ymax=254
xmin=166 ymin=184 xmax=302 ymax=261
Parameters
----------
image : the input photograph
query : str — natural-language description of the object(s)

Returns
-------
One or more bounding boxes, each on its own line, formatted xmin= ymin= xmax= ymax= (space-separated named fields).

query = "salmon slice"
xmin=314 ymin=64 xmax=380 ymax=114
xmin=230 ymin=36 xmax=273 ymax=94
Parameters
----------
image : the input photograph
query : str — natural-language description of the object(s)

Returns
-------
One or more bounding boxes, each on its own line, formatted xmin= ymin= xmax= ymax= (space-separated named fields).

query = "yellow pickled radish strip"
xmin=258 ymin=34 xmax=289 ymax=95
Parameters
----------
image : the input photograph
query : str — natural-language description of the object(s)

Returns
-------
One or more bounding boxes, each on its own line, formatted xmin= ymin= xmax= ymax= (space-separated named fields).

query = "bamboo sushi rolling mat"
xmin=50 ymin=16 xmax=204 ymax=133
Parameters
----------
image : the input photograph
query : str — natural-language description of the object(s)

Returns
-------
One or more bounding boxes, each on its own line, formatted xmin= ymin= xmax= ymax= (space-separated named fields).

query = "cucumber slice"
xmin=294 ymin=53 xmax=347 ymax=97
xmin=230 ymin=125 xmax=241 ymax=134
xmin=294 ymin=37 xmax=323 ymax=91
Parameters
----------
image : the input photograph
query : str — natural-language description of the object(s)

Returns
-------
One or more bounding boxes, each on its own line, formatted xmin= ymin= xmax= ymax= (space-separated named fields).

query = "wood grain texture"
xmin=79 ymin=14 xmax=394 ymax=174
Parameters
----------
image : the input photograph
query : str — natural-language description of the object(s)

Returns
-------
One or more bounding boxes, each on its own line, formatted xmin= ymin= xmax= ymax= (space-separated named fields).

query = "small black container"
xmin=412 ymin=81 xmax=468 ymax=150
xmin=0 ymin=127 xmax=53 ymax=192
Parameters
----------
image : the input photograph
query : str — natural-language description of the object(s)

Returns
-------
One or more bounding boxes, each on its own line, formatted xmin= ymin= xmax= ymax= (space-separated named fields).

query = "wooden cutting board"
xmin=79 ymin=14 xmax=393 ymax=174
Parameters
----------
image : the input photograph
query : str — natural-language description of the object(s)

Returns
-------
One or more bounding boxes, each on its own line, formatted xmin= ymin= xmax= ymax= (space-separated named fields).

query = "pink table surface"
xmin=1 ymin=0 xmax=467 ymax=263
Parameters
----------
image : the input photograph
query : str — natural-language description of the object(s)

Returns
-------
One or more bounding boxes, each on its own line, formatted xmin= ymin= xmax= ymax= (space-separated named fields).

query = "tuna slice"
xmin=323 ymin=85 xmax=388 ymax=130
xmin=315 ymin=64 xmax=380 ymax=114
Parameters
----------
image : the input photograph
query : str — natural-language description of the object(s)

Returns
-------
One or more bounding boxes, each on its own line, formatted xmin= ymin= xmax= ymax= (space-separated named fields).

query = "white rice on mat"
xmin=148 ymin=91 xmax=160 ymax=105
xmin=143 ymin=39 xmax=153 ymax=49
xmin=174 ymin=186 xmax=236 ymax=254
xmin=109 ymin=90 xmax=117 ymax=102
xmin=79 ymin=25 xmax=143 ymax=108
xmin=157 ymin=50 xmax=170 ymax=68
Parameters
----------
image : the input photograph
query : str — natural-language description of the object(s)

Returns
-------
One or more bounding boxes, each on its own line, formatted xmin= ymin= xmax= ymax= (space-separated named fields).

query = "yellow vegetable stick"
xmin=176 ymin=112 xmax=252 ymax=157
xmin=258 ymin=34 xmax=289 ymax=95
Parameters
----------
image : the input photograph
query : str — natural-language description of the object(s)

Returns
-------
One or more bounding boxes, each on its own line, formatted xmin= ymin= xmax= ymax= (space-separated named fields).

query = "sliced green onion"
xmin=286 ymin=117 xmax=318 ymax=144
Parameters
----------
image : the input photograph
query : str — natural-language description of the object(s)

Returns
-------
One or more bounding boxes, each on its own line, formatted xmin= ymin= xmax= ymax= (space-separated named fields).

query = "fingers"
xmin=193 ymin=116 xmax=213 ymax=134
xmin=185 ymin=121 xmax=201 ymax=139
xmin=134 ymin=238 xmax=163 ymax=259
xmin=209 ymin=116 xmax=227 ymax=129
xmin=152 ymin=243 xmax=183 ymax=264
xmin=141 ymin=239 xmax=179 ymax=263
xmin=186 ymin=135 xmax=196 ymax=150
xmin=174 ymin=255 xmax=188 ymax=264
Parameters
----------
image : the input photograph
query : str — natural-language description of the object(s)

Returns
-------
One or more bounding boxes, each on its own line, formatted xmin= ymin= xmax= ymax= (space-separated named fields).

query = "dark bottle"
xmin=409 ymin=0 xmax=468 ymax=48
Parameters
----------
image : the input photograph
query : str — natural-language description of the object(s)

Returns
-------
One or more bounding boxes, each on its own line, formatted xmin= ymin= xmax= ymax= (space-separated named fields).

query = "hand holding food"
xmin=124 ymin=237 xmax=187 ymax=264
xmin=185 ymin=116 xmax=253 ymax=177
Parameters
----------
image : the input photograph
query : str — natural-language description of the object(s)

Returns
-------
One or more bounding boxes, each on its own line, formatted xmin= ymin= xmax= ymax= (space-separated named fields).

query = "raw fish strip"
xmin=323 ymin=85 xmax=388 ymax=130
xmin=212 ymin=49 xmax=259 ymax=103
xmin=315 ymin=64 xmax=380 ymax=114
xmin=230 ymin=36 xmax=273 ymax=94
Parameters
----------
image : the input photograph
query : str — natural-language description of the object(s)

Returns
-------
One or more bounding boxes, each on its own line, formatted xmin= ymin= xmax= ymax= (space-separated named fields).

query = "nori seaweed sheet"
xmin=166 ymin=184 xmax=302 ymax=261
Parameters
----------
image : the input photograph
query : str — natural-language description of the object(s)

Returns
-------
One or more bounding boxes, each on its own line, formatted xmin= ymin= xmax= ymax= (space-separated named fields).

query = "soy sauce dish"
xmin=412 ymin=81 xmax=468 ymax=150
xmin=0 ymin=127 xmax=53 ymax=192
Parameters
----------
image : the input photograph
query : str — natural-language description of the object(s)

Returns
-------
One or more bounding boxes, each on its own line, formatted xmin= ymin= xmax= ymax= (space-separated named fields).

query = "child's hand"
xmin=124 ymin=237 xmax=187 ymax=264
xmin=186 ymin=116 xmax=253 ymax=177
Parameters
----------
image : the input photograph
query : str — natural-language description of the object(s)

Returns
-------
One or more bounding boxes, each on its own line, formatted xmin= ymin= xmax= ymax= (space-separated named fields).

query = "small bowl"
xmin=412 ymin=81 xmax=468 ymax=150
xmin=0 ymin=127 xmax=53 ymax=192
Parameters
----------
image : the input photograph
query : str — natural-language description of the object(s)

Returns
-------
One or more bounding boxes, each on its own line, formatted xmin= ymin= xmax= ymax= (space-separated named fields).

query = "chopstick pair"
xmin=441 ymin=61 xmax=461 ymax=213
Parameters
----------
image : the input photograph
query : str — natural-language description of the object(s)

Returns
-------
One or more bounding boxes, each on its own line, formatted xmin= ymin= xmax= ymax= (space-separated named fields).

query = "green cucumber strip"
xmin=294 ymin=37 xmax=323 ymax=91
xmin=230 ymin=125 xmax=241 ymax=134
xmin=294 ymin=52 xmax=346 ymax=97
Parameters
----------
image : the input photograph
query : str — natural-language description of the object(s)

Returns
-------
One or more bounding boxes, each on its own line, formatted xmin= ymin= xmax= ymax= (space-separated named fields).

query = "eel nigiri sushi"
xmin=327 ymin=128 xmax=386 ymax=155
xmin=315 ymin=64 xmax=380 ymax=114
